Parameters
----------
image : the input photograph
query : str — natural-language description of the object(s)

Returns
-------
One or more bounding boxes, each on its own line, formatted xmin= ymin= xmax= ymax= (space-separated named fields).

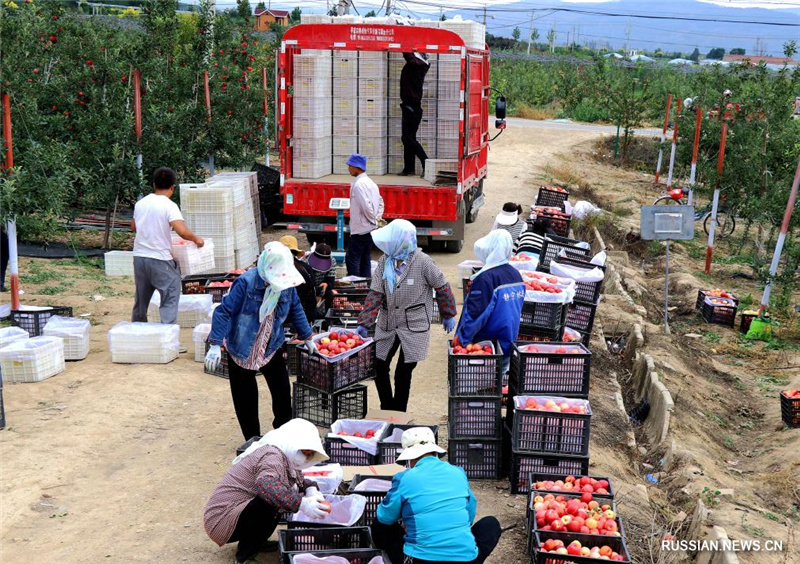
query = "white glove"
xmin=305 ymin=486 xmax=325 ymax=502
xmin=205 ymin=345 xmax=222 ymax=372
xmin=300 ymin=496 xmax=329 ymax=520
xmin=305 ymin=339 xmax=318 ymax=355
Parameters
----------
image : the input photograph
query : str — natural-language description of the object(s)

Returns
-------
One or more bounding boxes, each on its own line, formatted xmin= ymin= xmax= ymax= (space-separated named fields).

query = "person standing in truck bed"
xmin=398 ymin=52 xmax=430 ymax=177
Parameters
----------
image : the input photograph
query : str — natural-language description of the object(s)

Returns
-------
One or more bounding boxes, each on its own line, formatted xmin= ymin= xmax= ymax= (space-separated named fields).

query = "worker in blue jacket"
xmin=371 ymin=427 xmax=502 ymax=564
xmin=454 ymin=230 xmax=525 ymax=375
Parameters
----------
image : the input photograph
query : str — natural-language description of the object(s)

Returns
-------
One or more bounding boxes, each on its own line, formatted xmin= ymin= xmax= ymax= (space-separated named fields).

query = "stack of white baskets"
xmin=294 ymin=51 xmax=333 ymax=179
xmin=171 ymin=238 xmax=216 ymax=276
xmin=0 ymin=327 xmax=30 ymax=380
xmin=42 ymin=316 xmax=91 ymax=361
xmin=356 ymin=51 xmax=388 ymax=175
xmin=108 ymin=322 xmax=180 ymax=364
xmin=148 ymin=293 xmax=214 ymax=328
xmin=0 ymin=337 xmax=66 ymax=383
xmin=206 ymin=173 xmax=260 ymax=268
xmin=332 ymin=50 xmax=358 ymax=174
xmin=104 ymin=250 xmax=135 ymax=277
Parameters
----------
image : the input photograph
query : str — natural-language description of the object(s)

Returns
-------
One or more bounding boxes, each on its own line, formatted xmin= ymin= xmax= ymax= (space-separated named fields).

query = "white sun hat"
xmin=495 ymin=209 xmax=519 ymax=226
xmin=396 ymin=427 xmax=446 ymax=462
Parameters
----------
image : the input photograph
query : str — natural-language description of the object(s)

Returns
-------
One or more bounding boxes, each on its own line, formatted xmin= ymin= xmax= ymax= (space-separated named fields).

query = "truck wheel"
xmin=466 ymin=179 xmax=485 ymax=224
xmin=444 ymin=239 xmax=464 ymax=253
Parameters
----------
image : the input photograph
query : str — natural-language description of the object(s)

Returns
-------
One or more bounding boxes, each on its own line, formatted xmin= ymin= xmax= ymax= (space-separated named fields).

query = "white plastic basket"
xmin=293 ymin=77 xmax=331 ymax=98
xmin=364 ymin=156 xmax=387 ymax=176
xmin=334 ymin=136 xmax=358 ymax=156
xmin=293 ymin=97 xmax=332 ymax=119
xmin=437 ymin=119 xmax=461 ymax=139
xmin=334 ymin=52 xmax=358 ymax=77
xmin=108 ymin=322 xmax=180 ymax=364
xmin=388 ymin=135 xmax=435 ymax=156
xmin=294 ymin=116 xmax=333 ymax=138
xmin=333 ymin=158 xmax=351 ymax=175
xmin=437 ymin=101 xmax=461 ymax=120
xmin=0 ymin=336 xmax=66 ymax=383
xmin=417 ymin=118 xmax=437 ymax=138
xmin=293 ymin=136 xmax=333 ymax=159
xmin=42 ymin=316 xmax=90 ymax=361
xmin=358 ymin=78 xmax=387 ymax=98
xmin=294 ymin=53 xmax=332 ymax=77
xmin=333 ymin=117 xmax=358 ymax=137
xmin=179 ymin=183 xmax=234 ymax=214
xmin=148 ymin=293 xmax=214 ymax=328
xmin=358 ymin=98 xmax=387 ymax=118
xmin=193 ymin=323 xmax=211 ymax=363
xmin=358 ymin=137 xmax=386 ymax=157
xmin=235 ymin=245 xmax=260 ymax=269
xmin=436 ymin=80 xmax=461 ymax=101
xmin=172 ymin=238 xmax=216 ymax=276
xmin=359 ymin=58 xmax=388 ymax=78
xmin=0 ymin=327 xmax=29 ymax=350
xmin=388 ymin=156 xmax=423 ymax=176
xmin=437 ymin=138 xmax=461 ymax=159
xmin=104 ymin=251 xmax=135 ymax=277
xmin=438 ymin=59 xmax=462 ymax=81
xmin=333 ymin=79 xmax=357 ymax=100
xmin=423 ymin=159 xmax=458 ymax=183
xmin=358 ymin=117 xmax=387 ymax=138
xmin=204 ymin=178 xmax=251 ymax=207
xmin=294 ymin=157 xmax=332 ymax=179
xmin=388 ymin=99 xmax=432 ymax=118
xmin=184 ymin=212 xmax=234 ymax=239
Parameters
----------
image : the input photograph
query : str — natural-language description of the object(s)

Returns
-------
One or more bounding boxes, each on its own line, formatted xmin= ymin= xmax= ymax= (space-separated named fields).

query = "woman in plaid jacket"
xmin=356 ymin=220 xmax=457 ymax=412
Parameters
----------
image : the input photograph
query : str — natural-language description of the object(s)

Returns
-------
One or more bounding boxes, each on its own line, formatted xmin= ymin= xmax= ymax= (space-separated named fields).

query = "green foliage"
xmin=690 ymin=48 xmax=700 ymax=62
xmin=730 ymin=48 xmax=746 ymax=56
xmin=707 ymin=47 xmax=725 ymax=60
xmin=290 ymin=7 xmax=302 ymax=23
xmin=364 ymin=10 xmax=376 ymax=18
xmin=512 ymin=27 xmax=520 ymax=42
xmin=236 ymin=0 xmax=251 ymax=20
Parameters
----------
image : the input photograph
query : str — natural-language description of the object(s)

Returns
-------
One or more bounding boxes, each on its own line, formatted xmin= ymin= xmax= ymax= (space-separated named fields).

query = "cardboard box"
xmin=342 ymin=463 xmax=405 ymax=482
xmin=365 ymin=410 xmax=413 ymax=425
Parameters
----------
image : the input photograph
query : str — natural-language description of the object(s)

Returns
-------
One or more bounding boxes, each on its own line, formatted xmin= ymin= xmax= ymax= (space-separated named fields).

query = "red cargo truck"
xmin=277 ymin=23 xmax=505 ymax=252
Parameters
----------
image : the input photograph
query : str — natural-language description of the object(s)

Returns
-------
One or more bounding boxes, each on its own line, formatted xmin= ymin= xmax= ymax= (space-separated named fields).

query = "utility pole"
xmin=385 ymin=0 xmax=392 ymax=16
xmin=338 ymin=0 xmax=350 ymax=15
xmin=482 ymin=5 xmax=487 ymax=26
xmin=624 ymin=19 xmax=631 ymax=56
xmin=527 ymin=10 xmax=534 ymax=55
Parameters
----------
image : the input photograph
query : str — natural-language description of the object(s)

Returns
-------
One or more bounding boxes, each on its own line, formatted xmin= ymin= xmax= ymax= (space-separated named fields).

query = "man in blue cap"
xmin=345 ymin=154 xmax=384 ymax=278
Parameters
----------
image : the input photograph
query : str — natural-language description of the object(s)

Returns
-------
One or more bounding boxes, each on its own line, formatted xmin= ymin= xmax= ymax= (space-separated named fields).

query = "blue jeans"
xmin=346 ymin=232 xmax=373 ymax=278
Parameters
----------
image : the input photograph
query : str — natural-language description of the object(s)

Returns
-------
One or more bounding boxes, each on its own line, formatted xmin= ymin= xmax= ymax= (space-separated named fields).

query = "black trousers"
xmin=227 ymin=496 xmax=281 ymax=562
xmin=371 ymin=516 xmax=502 ymax=564
xmin=228 ymin=346 xmax=292 ymax=440
xmin=346 ymin=232 xmax=373 ymax=278
xmin=375 ymin=336 xmax=418 ymax=412
xmin=401 ymin=103 xmax=428 ymax=174
xmin=0 ymin=229 xmax=8 ymax=291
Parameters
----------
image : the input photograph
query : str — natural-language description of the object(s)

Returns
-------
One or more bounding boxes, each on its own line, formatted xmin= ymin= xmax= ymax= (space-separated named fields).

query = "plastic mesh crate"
xmin=379 ymin=423 xmax=440 ymax=464
xmin=695 ymin=289 xmax=739 ymax=310
xmin=0 ymin=327 xmax=29 ymax=353
xmin=531 ymin=532 xmax=630 ymax=564
xmin=552 ymin=254 xmax=606 ymax=274
xmin=535 ymin=186 xmax=570 ymax=209
xmin=449 ymin=397 xmax=502 ymax=439
xmin=293 ymin=117 xmax=333 ymax=138
xmin=294 ymin=157 xmax=333 ymax=179
xmin=11 ymin=306 xmax=74 ymax=337
xmin=297 ymin=340 xmax=375 ymax=393
xmin=0 ymin=336 xmax=66 ymax=383
xmin=42 ymin=316 xmax=90 ymax=361
xmin=437 ymin=119 xmax=460 ymax=139
xmin=293 ymin=53 xmax=332 ymax=77
xmin=288 ymin=549 xmax=387 ymax=564
xmin=293 ymin=77 xmax=332 ymax=97
xmin=448 ymin=435 xmax=502 ymax=480
xmin=294 ymin=136 xmax=333 ymax=158
xmin=327 ymin=289 xmax=369 ymax=311
xmin=104 ymin=250 xmax=135 ymax=277
xmin=552 ymin=264 xmax=603 ymax=304
xmin=518 ymin=325 xmax=564 ymax=343
xmin=700 ymin=298 xmax=738 ymax=327
xmin=510 ymin=342 xmax=591 ymax=398
xmin=284 ymin=341 xmax=300 ymax=377
xmin=334 ymin=52 xmax=358 ymax=77
xmin=436 ymin=79 xmax=461 ymax=100
xmin=205 ymin=277 xmax=234 ymax=303
xmin=108 ymin=322 xmax=180 ymax=364
xmin=334 ymin=97 xmax=358 ymax=115
xmin=511 ymin=454 xmax=591 ymax=495
xmin=510 ymin=396 xmax=591 ymax=455
xmin=278 ymin=527 xmax=374 ymax=564
xmin=358 ymin=78 xmax=387 ymax=98
xmin=324 ymin=424 xmax=387 ymax=466
xmin=529 ymin=472 xmax=615 ymax=499
xmin=358 ymin=117 xmax=387 ymax=138
xmin=437 ymin=138 xmax=460 ymax=158
xmin=538 ymin=236 xmax=591 ymax=271
xmin=193 ymin=324 xmax=211 ymax=363
xmin=334 ymin=117 xmax=358 ymax=136
xmin=520 ymin=301 xmax=567 ymax=332
xmin=530 ymin=209 xmax=571 ymax=239
xmin=447 ymin=341 xmax=502 ymax=397
xmin=565 ymin=301 xmax=597 ymax=336
xmin=292 ymin=383 xmax=368 ymax=428
xmin=204 ymin=341 xmax=230 ymax=379
xmin=358 ymin=137 xmax=386 ymax=157
xmin=781 ymin=392 xmax=800 ymax=428
xmin=348 ymin=475 xmax=393 ymax=524
xmin=323 ymin=309 xmax=370 ymax=335
xmin=182 ymin=273 xmax=227 ymax=295
xmin=293 ymin=97 xmax=333 ymax=120
xmin=172 ymin=239 xmax=216 ymax=276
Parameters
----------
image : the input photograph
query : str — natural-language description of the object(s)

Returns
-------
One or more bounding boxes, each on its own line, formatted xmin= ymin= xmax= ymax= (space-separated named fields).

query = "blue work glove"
xmin=442 ymin=317 xmax=456 ymax=334
xmin=356 ymin=326 xmax=369 ymax=339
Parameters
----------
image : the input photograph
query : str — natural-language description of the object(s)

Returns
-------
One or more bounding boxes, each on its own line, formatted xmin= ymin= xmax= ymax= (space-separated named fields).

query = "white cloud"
xmin=698 ymin=0 xmax=800 ymax=8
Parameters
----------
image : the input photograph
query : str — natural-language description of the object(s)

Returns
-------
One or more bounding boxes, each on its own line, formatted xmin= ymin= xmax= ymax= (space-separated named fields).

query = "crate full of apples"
xmin=530 ymin=492 xmax=622 ymax=539
xmin=448 ymin=340 xmax=502 ymax=397
xmin=533 ymin=532 xmax=629 ymax=563
xmin=511 ymin=396 xmax=591 ymax=455
xmin=536 ymin=185 xmax=570 ymax=209
xmin=324 ymin=419 xmax=389 ymax=466
xmin=781 ymin=389 xmax=800 ymax=428
xmin=529 ymin=474 xmax=614 ymax=499
xmin=696 ymin=288 xmax=737 ymax=309
xmin=296 ymin=329 xmax=375 ymax=393
xmin=510 ymin=343 xmax=591 ymax=398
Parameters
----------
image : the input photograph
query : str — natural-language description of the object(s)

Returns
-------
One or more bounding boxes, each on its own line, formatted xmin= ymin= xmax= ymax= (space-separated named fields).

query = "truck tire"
xmin=466 ymin=179 xmax=485 ymax=224
xmin=444 ymin=239 xmax=464 ymax=253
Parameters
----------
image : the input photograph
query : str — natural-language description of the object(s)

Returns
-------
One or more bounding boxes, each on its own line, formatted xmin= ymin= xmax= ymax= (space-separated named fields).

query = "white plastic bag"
xmin=290 ymin=493 xmax=367 ymax=526
xmin=590 ymin=251 xmax=607 ymax=266
xmin=563 ymin=201 xmax=573 ymax=215
xmin=42 ymin=315 xmax=90 ymax=338
xmin=0 ymin=326 xmax=29 ymax=350
xmin=303 ymin=464 xmax=344 ymax=494
xmin=328 ymin=420 xmax=389 ymax=455
xmin=353 ymin=478 xmax=393 ymax=492
xmin=572 ymin=200 xmax=601 ymax=219
xmin=550 ymin=262 xmax=605 ymax=283
xmin=509 ymin=252 xmax=539 ymax=272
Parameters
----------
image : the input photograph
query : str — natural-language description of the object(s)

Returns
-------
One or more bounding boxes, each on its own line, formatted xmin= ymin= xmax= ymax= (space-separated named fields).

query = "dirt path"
xmin=0 ymin=125 xmax=601 ymax=563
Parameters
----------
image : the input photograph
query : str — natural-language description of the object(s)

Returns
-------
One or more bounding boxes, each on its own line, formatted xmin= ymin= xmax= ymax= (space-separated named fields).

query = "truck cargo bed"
xmin=286 ymin=174 xmax=436 ymax=187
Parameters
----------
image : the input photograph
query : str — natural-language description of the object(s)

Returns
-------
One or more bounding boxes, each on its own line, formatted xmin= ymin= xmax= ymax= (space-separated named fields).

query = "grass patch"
xmin=38 ymin=283 xmax=70 ymax=295
xmin=701 ymin=330 xmax=722 ymax=344
xmin=722 ymin=434 xmax=736 ymax=449
xmin=706 ymin=412 xmax=728 ymax=428
xmin=20 ymin=263 xmax=60 ymax=285
xmin=513 ymin=103 xmax=557 ymax=120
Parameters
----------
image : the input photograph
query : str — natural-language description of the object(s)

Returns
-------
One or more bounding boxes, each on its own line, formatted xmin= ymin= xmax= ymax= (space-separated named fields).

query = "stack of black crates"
xmin=553 ymin=253 xmax=606 ymax=347
xmin=446 ymin=340 xmax=504 ymax=479
xmin=505 ymin=342 xmax=593 ymax=493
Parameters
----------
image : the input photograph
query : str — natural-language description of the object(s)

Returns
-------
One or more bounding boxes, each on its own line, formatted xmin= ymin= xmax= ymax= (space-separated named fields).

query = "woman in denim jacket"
xmin=206 ymin=242 xmax=315 ymax=441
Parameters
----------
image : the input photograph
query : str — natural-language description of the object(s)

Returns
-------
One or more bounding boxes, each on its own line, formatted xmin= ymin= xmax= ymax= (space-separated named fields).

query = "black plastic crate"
xmin=552 ymin=254 xmax=606 ymax=274
xmin=551 ymin=263 xmax=603 ymax=304
xmin=781 ymin=391 xmax=800 ymax=428
xmin=565 ymin=301 xmax=598 ymax=336
xmin=538 ymin=237 xmax=591 ymax=272
xmin=288 ymin=550 xmax=386 ymax=564
xmin=447 ymin=434 xmax=503 ymax=480
xmin=448 ymin=340 xmax=503 ymax=397
xmin=325 ymin=439 xmax=380 ymax=466
xmin=510 ymin=452 xmax=590 ymax=495
xmin=10 ymin=306 xmax=73 ymax=337
xmin=285 ymin=341 xmax=300 ymax=377
xmin=695 ymin=289 xmax=739 ymax=310
xmin=531 ymin=532 xmax=630 ymax=564
xmin=529 ymin=211 xmax=571 ymax=239
xmin=535 ymin=186 xmax=570 ymax=209
xmin=323 ymin=309 xmax=371 ymax=335
xmin=348 ymin=475 xmax=393 ymax=524
xmin=328 ymin=288 xmax=369 ymax=311
xmin=279 ymin=527 xmax=374 ymax=564
xmin=529 ymin=514 xmax=625 ymax=560
xmin=379 ymin=423 xmax=440 ymax=464
xmin=510 ymin=397 xmax=591 ymax=455
xmin=700 ymin=299 xmax=737 ymax=328
xmin=518 ymin=325 xmax=565 ymax=343
xmin=297 ymin=341 xmax=376 ymax=393
xmin=529 ymin=473 xmax=615 ymax=499
xmin=292 ymin=383 xmax=368 ymax=428
xmin=181 ymin=273 xmax=227 ymax=295
xmin=204 ymin=341 xmax=230 ymax=379
xmin=335 ymin=278 xmax=372 ymax=290
xmin=205 ymin=277 xmax=234 ymax=303
xmin=449 ymin=397 xmax=503 ymax=439
xmin=521 ymin=301 xmax=567 ymax=332
xmin=510 ymin=342 xmax=591 ymax=398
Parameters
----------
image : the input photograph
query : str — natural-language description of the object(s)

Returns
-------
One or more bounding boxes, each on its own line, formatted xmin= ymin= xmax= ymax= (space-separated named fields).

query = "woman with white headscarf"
xmin=204 ymin=419 xmax=330 ymax=564
xmin=206 ymin=242 xmax=316 ymax=441
xmin=355 ymin=220 xmax=457 ymax=412
xmin=454 ymin=230 xmax=525 ymax=373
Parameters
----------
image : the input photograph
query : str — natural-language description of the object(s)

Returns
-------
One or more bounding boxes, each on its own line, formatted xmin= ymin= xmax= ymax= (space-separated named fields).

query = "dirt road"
xmin=0 ymin=124 xmax=600 ymax=563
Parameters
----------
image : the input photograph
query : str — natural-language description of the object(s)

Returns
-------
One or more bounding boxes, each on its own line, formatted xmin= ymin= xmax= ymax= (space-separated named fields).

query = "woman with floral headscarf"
xmin=207 ymin=243 xmax=316 ymax=441
xmin=356 ymin=220 xmax=457 ymax=412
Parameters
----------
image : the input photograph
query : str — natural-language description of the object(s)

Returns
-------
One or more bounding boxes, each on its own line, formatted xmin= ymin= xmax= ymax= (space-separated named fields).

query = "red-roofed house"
xmin=723 ymin=54 xmax=797 ymax=67
xmin=254 ymin=8 xmax=289 ymax=30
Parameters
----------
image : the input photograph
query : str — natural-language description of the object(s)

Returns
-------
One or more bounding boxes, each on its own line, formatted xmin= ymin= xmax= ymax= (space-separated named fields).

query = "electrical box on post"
xmin=640 ymin=206 xmax=695 ymax=241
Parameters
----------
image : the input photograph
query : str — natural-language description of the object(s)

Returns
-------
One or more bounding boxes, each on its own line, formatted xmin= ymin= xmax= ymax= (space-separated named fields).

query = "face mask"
xmin=289 ymin=451 xmax=311 ymax=470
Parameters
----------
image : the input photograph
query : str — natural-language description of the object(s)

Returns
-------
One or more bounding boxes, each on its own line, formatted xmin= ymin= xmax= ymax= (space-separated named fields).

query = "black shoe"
xmin=398 ymin=170 xmax=414 ymax=177
xmin=260 ymin=540 xmax=279 ymax=553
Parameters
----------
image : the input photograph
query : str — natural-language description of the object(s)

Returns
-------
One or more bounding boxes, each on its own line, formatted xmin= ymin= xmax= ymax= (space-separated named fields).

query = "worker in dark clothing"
xmin=280 ymin=235 xmax=317 ymax=322
xmin=399 ymin=52 xmax=430 ymax=177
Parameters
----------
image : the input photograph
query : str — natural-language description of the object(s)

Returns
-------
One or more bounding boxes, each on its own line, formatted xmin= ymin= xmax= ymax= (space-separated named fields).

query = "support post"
xmin=654 ymin=94 xmax=673 ymax=184
xmin=688 ymin=104 xmax=702 ymax=206
xmin=665 ymin=98 xmax=681 ymax=188
xmin=2 ymin=92 xmax=20 ymax=310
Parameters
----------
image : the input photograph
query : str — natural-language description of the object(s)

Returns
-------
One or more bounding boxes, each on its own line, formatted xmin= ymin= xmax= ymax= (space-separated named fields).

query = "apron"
xmin=371 ymin=250 xmax=445 ymax=363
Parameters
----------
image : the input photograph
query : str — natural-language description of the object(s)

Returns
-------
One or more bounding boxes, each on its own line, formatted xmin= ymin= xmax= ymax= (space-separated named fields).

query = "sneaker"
xmin=260 ymin=540 xmax=279 ymax=552
xmin=179 ymin=344 xmax=187 ymax=354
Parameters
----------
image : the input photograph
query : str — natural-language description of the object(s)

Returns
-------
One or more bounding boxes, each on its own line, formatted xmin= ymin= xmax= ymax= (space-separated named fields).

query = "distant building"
xmin=604 ymin=52 xmax=624 ymax=59
xmin=629 ymin=54 xmax=654 ymax=63
xmin=254 ymin=8 xmax=290 ymax=30
xmin=668 ymin=58 xmax=694 ymax=65
xmin=723 ymin=54 xmax=797 ymax=68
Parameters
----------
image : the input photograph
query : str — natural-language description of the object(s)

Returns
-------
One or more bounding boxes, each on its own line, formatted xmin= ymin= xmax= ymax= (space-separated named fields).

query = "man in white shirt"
xmin=345 ymin=154 xmax=384 ymax=278
xmin=131 ymin=167 xmax=204 ymax=329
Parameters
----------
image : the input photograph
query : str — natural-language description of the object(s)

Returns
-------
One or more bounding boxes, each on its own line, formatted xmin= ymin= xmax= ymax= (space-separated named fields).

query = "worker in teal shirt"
xmin=372 ymin=428 xmax=502 ymax=564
